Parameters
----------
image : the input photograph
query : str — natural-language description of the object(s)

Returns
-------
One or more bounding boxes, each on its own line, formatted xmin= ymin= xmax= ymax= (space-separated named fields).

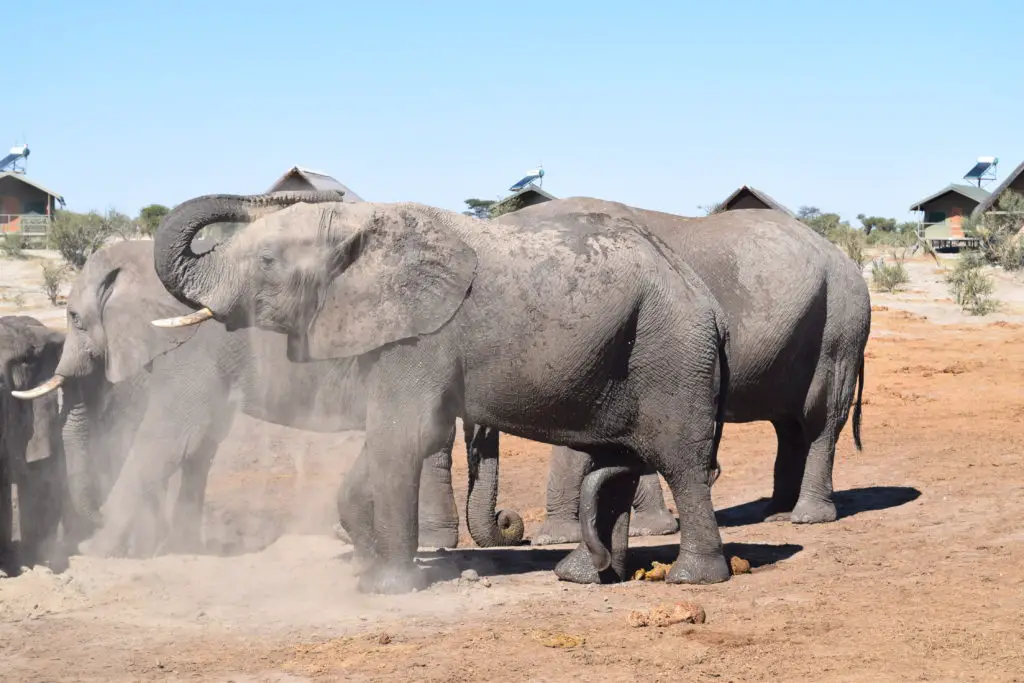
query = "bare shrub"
xmin=829 ymin=226 xmax=867 ymax=268
xmin=945 ymin=251 xmax=998 ymax=315
xmin=1 ymin=232 xmax=25 ymax=258
xmin=870 ymin=255 xmax=910 ymax=292
xmin=41 ymin=261 xmax=69 ymax=306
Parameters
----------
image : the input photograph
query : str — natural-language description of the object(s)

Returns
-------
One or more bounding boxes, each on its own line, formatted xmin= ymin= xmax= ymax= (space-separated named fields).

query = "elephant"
xmin=484 ymin=198 xmax=870 ymax=545
xmin=0 ymin=315 xmax=73 ymax=569
xmin=12 ymin=235 xmax=523 ymax=558
xmin=149 ymin=192 xmax=733 ymax=594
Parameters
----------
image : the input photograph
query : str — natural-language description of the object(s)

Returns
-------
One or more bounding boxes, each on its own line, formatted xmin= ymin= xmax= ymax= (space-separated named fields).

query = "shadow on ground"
xmin=393 ymin=541 xmax=803 ymax=584
xmin=715 ymin=485 xmax=922 ymax=528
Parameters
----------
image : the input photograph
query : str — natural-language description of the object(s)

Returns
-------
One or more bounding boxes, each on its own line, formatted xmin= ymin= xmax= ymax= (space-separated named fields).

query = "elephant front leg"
xmin=0 ymin=452 xmax=13 ymax=566
xmin=166 ymin=441 xmax=217 ymax=554
xmin=764 ymin=418 xmax=807 ymax=522
xmin=533 ymin=446 xmax=590 ymax=546
xmin=629 ymin=472 xmax=679 ymax=537
xmin=416 ymin=426 xmax=459 ymax=550
xmin=357 ymin=369 xmax=456 ymax=594
xmin=336 ymin=443 xmax=377 ymax=570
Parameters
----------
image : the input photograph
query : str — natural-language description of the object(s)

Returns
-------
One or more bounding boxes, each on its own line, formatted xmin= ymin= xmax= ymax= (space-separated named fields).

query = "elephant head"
xmin=150 ymin=195 xmax=478 ymax=363
xmin=11 ymin=242 xmax=208 ymax=525
xmin=1 ymin=316 xmax=65 ymax=464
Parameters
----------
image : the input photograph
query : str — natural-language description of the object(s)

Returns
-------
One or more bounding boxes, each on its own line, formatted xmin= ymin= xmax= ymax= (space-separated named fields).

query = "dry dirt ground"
xmin=2 ymin=249 xmax=1024 ymax=681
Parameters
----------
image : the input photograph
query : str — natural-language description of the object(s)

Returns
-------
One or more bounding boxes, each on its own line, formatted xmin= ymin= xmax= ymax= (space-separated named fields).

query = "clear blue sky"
xmin=5 ymin=1 xmax=1021 ymax=224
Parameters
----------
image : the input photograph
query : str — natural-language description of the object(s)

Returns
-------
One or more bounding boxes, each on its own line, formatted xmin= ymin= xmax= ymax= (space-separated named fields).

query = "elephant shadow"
xmin=714 ymin=485 xmax=922 ymax=528
xmin=409 ymin=540 xmax=803 ymax=584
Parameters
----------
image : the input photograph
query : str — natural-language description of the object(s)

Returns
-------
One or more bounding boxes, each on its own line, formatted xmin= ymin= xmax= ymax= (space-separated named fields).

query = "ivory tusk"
xmin=11 ymin=374 xmax=64 ymax=400
xmin=151 ymin=307 xmax=215 ymax=328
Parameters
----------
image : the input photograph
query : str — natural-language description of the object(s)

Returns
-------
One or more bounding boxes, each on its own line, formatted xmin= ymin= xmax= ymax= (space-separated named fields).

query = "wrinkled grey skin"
xmin=152 ymin=194 xmax=731 ymax=594
xmin=496 ymin=198 xmax=870 ymax=544
xmin=17 ymin=238 xmax=476 ymax=558
xmin=0 ymin=316 xmax=75 ymax=568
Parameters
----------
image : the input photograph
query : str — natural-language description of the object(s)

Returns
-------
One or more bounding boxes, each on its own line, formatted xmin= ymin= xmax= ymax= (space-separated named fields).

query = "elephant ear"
xmin=100 ymin=261 xmax=204 ymax=383
xmin=305 ymin=205 xmax=478 ymax=359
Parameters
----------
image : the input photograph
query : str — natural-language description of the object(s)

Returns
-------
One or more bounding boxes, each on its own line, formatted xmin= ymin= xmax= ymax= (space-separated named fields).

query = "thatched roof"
xmin=908 ymin=183 xmax=989 ymax=212
xmin=717 ymin=185 xmax=795 ymax=218
xmin=266 ymin=166 xmax=364 ymax=202
xmin=970 ymin=159 xmax=1024 ymax=218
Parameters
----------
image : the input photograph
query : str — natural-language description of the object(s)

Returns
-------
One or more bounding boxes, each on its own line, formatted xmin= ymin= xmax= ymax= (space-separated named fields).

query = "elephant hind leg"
xmin=790 ymin=358 xmax=861 ymax=525
xmin=533 ymin=446 xmax=589 ymax=546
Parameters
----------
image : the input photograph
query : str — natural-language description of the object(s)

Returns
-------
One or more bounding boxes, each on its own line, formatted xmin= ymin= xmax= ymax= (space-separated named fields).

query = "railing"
xmin=0 ymin=213 xmax=51 ymax=237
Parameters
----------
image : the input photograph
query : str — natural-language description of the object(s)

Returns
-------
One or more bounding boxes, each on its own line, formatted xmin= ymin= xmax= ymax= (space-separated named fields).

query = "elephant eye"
xmin=69 ymin=310 xmax=84 ymax=330
xmin=258 ymin=253 xmax=275 ymax=270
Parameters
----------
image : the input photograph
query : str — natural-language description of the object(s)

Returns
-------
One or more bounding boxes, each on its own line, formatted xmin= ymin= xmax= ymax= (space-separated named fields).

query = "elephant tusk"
xmin=151 ymin=307 xmax=215 ymax=328
xmin=11 ymin=374 xmax=64 ymax=400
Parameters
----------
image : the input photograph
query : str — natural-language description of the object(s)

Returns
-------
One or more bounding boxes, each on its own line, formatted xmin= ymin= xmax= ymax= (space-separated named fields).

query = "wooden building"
xmin=0 ymin=172 xmax=64 ymax=242
xmin=716 ymin=185 xmax=795 ymax=217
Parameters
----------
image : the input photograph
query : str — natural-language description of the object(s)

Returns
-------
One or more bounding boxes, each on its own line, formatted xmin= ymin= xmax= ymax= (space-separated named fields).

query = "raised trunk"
xmin=152 ymin=191 xmax=346 ymax=310
xmin=463 ymin=424 xmax=524 ymax=547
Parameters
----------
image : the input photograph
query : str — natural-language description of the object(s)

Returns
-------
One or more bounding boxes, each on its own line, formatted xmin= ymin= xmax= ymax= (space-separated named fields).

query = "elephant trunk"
xmin=579 ymin=464 xmax=636 ymax=573
xmin=152 ymin=191 xmax=345 ymax=311
xmin=60 ymin=386 xmax=102 ymax=529
xmin=464 ymin=425 xmax=525 ymax=547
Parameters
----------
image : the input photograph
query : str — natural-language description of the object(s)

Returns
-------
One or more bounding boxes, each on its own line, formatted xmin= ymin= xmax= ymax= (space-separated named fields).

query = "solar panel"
xmin=507 ymin=167 xmax=544 ymax=192
xmin=964 ymin=162 xmax=992 ymax=179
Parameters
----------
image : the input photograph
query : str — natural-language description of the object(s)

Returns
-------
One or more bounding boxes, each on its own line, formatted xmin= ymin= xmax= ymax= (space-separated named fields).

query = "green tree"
xmin=797 ymin=206 xmax=845 ymax=236
xmin=138 ymin=204 xmax=171 ymax=237
xmin=856 ymin=214 xmax=897 ymax=236
xmin=463 ymin=198 xmax=496 ymax=220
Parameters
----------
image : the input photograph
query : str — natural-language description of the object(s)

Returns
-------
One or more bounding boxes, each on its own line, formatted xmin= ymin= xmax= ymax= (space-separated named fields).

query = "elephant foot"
xmin=762 ymin=497 xmax=797 ymax=523
xmin=665 ymin=550 xmax=731 ymax=585
xmin=790 ymin=497 xmax=837 ymax=524
xmin=628 ymin=511 xmax=679 ymax=537
xmin=417 ymin=525 xmax=459 ymax=550
xmin=356 ymin=560 xmax=429 ymax=594
xmin=77 ymin=528 xmax=127 ymax=559
xmin=532 ymin=517 xmax=581 ymax=546
xmin=553 ymin=542 xmax=629 ymax=584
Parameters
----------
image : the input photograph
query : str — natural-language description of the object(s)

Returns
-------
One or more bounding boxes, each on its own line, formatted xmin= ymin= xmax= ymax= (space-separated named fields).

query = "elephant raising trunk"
xmin=152 ymin=190 xmax=347 ymax=321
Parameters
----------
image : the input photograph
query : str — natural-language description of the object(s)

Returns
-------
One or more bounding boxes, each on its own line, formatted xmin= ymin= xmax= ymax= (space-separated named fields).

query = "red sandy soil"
xmin=2 ymin=307 xmax=1024 ymax=681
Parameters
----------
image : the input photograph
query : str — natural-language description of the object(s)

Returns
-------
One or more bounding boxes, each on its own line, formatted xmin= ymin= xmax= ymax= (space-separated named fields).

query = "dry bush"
xmin=870 ymin=254 xmax=910 ymax=292
xmin=41 ymin=261 xmax=70 ymax=306
xmin=1 ymin=232 xmax=25 ymax=258
xmin=945 ymin=251 xmax=998 ymax=315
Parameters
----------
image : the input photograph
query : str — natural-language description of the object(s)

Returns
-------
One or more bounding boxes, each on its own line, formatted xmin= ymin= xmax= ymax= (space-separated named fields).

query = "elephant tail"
xmin=710 ymin=320 xmax=730 ymax=483
xmin=580 ymin=464 xmax=635 ymax=572
xmin=852 ymin=357 xmax=865 ymax=451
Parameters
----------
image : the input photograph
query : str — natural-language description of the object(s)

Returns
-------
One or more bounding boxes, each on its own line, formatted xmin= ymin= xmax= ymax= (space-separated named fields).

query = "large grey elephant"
xmin=498 ymin=199 xmax=871 ymax=543
xmin=149 ymin=193 xmax=732 ymax=594
xmin=0 ymin=315 xmax=73 ymax=568
xmin=12 ymin=235 xmax=511 ymax=557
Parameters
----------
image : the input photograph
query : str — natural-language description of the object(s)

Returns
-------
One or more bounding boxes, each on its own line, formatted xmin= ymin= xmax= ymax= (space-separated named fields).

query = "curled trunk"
xmin=152 ymin=191 xmax=346 ymax=310
xmin=580 ymin=464 xmax=636 ymax=572
xmin=464 ymin=424 xmax=524 ymax=547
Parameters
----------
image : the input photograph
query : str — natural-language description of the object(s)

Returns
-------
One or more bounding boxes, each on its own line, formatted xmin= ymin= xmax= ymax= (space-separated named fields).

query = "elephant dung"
xmin=627 ymin=602 xmax=706 ymax=628
xmin=533 ymin=631 xmax=585 ymax=648
xmin=729 ymin=556 xmax=751 ymax=575
xmin=632 ymin=561 xmax=672 ymax=581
